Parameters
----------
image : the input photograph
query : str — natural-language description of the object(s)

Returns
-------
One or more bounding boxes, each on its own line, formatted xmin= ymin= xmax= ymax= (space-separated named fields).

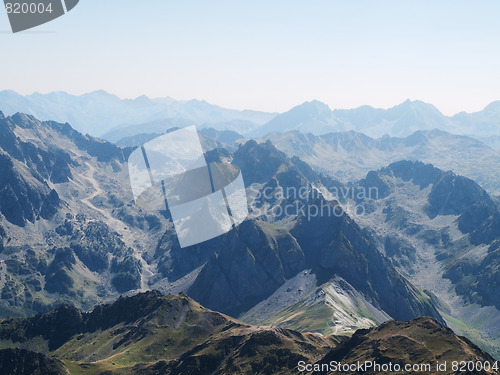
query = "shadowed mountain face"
xmin=232 ymin=139 xmax=322 ymax=188
xmin=0 ymin=292 xmax=493 ymax=375
xmin=187 ymin=212 xmax=441 ymax=323
xmin=0 ymin=348 xmax=68 ymax=375
xmin=312 ymin=317 xmax=496 ymax=375
xmin=289 ymin=198 xmax=442 ymax=324
xmin=187 ymin=220 xmax=306 ymax=317
xmin=182 ymin=141 xmax=443 ymax=323
xmin=355 ymin=160 xmax=500 ymax=306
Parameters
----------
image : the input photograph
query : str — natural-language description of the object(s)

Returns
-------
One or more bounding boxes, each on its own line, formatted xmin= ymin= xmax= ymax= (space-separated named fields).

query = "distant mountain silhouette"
xmin=0 ymin=90 xmax=276 ymax=137
xmin=251 ymin=100 xmax=341 ymax=137
xmin=3 ymin=92 xmax=500 ymax=144
xmin=254 ymin=98 xmax=500 ymax=141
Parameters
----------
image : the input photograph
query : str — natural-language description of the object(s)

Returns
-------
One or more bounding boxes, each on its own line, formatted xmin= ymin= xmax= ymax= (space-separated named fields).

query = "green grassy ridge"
xmin=0 ymin=291 xmax=340 ymax=374
xmin=0 ymin=292 xmax=497 ymax=374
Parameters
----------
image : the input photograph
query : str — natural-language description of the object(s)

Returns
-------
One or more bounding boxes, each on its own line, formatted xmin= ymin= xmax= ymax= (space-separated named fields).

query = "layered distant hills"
xmin=253 ymin=99 xmax=500 ymax=143
xmin=0 ymin=90 xmax=276 ymax=137
xmin=2 ymin=91 xmax=500 ymax=149
xmin=265 ymin=129 xmax=500 ymax=194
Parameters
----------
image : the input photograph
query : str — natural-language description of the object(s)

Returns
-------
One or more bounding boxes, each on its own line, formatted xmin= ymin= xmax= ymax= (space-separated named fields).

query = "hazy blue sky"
xmin=1 ymin=0 xmax=499 ymax=114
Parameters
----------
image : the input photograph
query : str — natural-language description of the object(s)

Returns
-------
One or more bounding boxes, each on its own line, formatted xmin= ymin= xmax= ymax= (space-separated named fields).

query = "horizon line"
xmin=1 ymin=88 xmax=499 ymax=117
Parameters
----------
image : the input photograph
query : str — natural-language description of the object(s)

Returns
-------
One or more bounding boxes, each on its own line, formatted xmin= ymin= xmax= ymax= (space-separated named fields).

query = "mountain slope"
xmin=0 ymin=291 xmax=341 ymax=375
xmin=0 ymin=112 xmax=167 ymax=316
xmin=0 ymin=113 xmax=443 ymax=341
xmin=349 ymin=160 xmax=500 ymax=358
xmin=187 ymin=220 xmax=306 ymax=317
xmin=0 ymin=348 xmax=68 ymax=375
xmin=181 ymin=141 xmax=444 ymax=327
xmin=7 ymin=112 xmax=500 ymax=362
xmin=240 ymin=271 xmax=391 ymax=336
xmin=312 ymin=317 xmax=497 ymax=375
xmin=148 ymin=138 xmax=444 ymax=332
xmin=290 ymin=197 xmax=442 ymax=324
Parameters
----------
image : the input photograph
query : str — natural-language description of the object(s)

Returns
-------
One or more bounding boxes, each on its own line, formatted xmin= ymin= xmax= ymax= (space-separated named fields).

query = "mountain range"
xmin=2 ymin=91 xmax=500 ymax=149
xmin=253 ymin=99 xmax=500 ymax=143
xmin=0 ymin=109 xmax=499 ymax=367
xmin=0 ymin=90 xmax=276 ymax=138
xmin=252 ymin=99 xmax=459 ymax=139
xmin=0 ymin=111 xmax=442 ymax=326
xmin=264 ymin=129 xmax=500 ymax=194
xmin=347 ymin=160 xmax=500 ymax=358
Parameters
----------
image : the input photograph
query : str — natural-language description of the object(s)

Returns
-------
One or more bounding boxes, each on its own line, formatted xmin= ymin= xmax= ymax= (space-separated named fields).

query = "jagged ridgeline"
xmin=0 ymin=112 xmax=152 ymax=316
xmin=0 ymin=291 xmax=495 ymax=375
xmin=0 ymin=112 xmax=438 ymax=321
xmin=0 ymin=111 xmax=499 ymax=363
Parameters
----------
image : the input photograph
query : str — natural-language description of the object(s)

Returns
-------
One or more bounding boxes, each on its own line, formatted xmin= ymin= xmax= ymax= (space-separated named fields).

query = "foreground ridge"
xmin=0 ymin=292 xmax=495 ymax=375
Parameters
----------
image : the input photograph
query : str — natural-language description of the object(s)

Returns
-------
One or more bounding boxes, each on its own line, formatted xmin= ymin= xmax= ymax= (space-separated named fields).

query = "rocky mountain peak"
xmin=293 ymin=99 xmax=332 ymax=115
xmin=253 ymin=100 xmax=339 ymax=137
xmin=393 ymin=99 xmax=443 ymax=115
xmin=9 ymin=112 xmax=41 ymax=129
xmin=383 ymin=160 xmax=444 ymax=188
xmin=232 ymin=140 xmax=290 ymax=184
